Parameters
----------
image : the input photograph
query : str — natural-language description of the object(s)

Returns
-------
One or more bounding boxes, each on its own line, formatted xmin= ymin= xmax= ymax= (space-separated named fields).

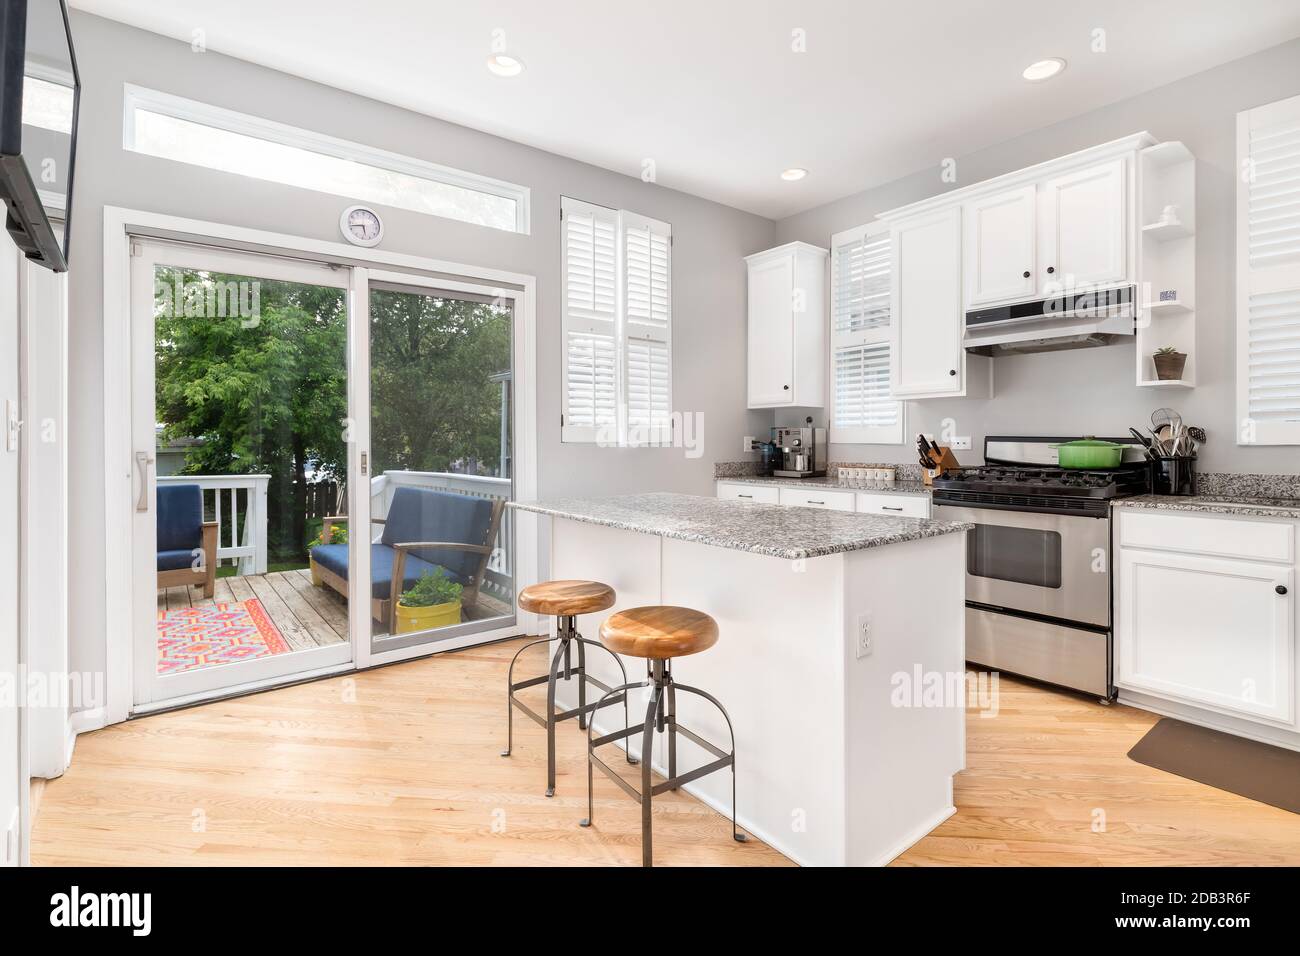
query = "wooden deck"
xmin=158 ymin=568 xmax=513 ymax=653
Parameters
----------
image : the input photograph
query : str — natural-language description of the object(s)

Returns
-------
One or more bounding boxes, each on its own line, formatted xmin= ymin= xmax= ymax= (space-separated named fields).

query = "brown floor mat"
xmin=1127 ymin=717 xmax=1300 ymax=814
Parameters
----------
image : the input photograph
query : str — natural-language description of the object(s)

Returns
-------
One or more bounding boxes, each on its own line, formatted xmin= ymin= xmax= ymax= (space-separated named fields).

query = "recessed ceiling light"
xmin=781 ymin=168 xmax=807 ymax=181
xmin=1022 ymin=58 xmax=1066 ymax=82
xmin=487 ymin=54 xmax=524 ymax=77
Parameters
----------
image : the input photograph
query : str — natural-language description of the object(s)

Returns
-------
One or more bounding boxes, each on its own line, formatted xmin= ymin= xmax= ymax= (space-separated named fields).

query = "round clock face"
xmin=340 ymin=205 xmax=383 ymax=246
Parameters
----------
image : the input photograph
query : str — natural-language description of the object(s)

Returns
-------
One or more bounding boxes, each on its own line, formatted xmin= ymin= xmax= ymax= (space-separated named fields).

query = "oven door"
xmin=931 ymin=503 xmax=1111 ymax=627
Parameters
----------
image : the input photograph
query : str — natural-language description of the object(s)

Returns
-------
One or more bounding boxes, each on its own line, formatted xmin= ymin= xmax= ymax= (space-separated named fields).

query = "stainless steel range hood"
xmin=964 ymin=286 xmax=1135 ymax=356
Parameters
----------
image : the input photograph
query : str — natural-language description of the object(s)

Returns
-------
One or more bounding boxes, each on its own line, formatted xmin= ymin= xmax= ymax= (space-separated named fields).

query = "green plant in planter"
xmin=400 ymin=569 xmax=463 ymax=608
xmin=1155 ymin=346 xmax=1181 ymax=355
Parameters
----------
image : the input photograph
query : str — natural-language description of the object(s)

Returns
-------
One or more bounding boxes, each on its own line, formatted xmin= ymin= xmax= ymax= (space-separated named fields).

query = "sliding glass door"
xmin=130 ymin=243 xmax=529 ymax=708
xmin=361 ymin=273 xmax=518 ymax=661
xmin=130 ymin=241 xmax=356 ymax=707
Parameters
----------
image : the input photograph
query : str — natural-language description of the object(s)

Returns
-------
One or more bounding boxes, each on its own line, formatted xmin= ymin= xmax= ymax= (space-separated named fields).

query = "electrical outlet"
xmin=855 ymin=613 xmax=873 ymax=659
xmin=743 ymin=435 xmax=756 ymax=452
xmin=950 ymin=436 xmax=972 ymax=451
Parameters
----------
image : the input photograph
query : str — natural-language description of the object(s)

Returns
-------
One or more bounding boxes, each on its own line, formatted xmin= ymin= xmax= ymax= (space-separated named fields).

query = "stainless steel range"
xmin=930 ymin=437 xmax=1150 ymax=700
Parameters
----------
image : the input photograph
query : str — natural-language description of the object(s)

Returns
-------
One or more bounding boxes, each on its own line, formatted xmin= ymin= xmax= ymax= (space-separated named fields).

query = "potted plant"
xmin=395 ymin=569 xmax=463 ymax=634
xmin=307 ymin=523 xmax=348 ymax=586
xmin=1153 ymin=346 xmax=1187 ymax=381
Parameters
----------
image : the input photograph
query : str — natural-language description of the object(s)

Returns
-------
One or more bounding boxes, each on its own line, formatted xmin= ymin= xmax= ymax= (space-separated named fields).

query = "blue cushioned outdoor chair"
xmin=156 ymin=483 xmax=218 ymax=599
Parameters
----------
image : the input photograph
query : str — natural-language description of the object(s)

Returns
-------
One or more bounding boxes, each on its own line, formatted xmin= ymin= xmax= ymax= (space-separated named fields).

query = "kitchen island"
xmin=509 ymin=493 xmax=972 ymax=867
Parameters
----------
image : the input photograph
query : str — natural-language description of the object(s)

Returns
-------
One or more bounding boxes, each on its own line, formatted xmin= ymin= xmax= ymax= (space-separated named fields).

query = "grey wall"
xmin=65 ymin=13 xmax=774 ymax=683
xmin=774 ymin=38 xmax=1300 ymax=475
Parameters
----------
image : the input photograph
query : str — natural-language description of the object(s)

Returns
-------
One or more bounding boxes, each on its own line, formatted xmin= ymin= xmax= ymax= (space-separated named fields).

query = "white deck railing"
xmin=157 ymin=474 xmax=270 ymax=575
xmin=370 ymin=470 xmax=514 ymax=602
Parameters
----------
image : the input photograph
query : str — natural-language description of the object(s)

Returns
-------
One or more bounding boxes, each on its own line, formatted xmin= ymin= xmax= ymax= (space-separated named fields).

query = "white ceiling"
xmin=72 ymin=0 xmax=1300 ymax=219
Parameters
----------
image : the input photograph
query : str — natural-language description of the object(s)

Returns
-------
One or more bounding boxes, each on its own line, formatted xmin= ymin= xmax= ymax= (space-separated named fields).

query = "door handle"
xmin=135 ymin=451 xmax=155 ymax=512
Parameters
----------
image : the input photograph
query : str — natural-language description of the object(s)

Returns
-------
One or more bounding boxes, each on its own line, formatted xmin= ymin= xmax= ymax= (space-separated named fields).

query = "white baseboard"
xmin=865 ymin=803 xmax=957 ymax=867
xmin=1118 ymin=690 xmax=1300 ymax=753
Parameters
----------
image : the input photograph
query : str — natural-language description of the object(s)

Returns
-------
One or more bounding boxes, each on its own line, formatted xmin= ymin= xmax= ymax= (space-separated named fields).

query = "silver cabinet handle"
xmin=737 ymin=494 xmax=753 ymax=499
xmin=807 ymin=500 xmax=825 ymax=505
xmin=135 ymin=451 xmax=155 ymax=512
xmin=882 ymin=506 xmax=903 ymax=511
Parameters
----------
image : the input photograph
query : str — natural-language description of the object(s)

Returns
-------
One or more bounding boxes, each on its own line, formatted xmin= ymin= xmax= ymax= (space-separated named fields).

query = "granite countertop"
xmin=510 ymin=492 xmax=972 ymax=560
xmin=716 ymin=475 xmax=932 ymax=495
xmin=1114 ymin=494 xmax=1300 ymax=519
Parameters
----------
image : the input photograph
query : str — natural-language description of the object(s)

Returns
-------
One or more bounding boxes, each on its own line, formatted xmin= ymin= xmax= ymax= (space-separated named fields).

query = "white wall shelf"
xmin=1136 ymin=141 xmax=1196 ymax=388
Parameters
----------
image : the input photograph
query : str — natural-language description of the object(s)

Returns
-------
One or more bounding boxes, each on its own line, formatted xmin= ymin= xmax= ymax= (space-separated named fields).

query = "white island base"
xmin=543 ymin=516 xmax=966 ymax=867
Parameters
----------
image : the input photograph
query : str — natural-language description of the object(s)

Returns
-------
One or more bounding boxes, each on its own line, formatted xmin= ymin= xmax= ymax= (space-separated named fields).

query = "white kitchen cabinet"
xmin=716 ymin=481 xmax=780 ymax=504
xmin=778 ymin=487 xmax=856 ymax=512
xmin=965 ymin=185 xmax=1037 ymax=306
xmin=745 ymin=242 xmax=828 ymax=408
xmin=1116 ymin=509 xmax=1297 ymax=729
xmin=856 ymin=492 xmax=929 ymax=519
xmin=1038 ymin=158 xmax=1127 ymax=292
xmin=890 ymin=207 xmax=970 ymax=399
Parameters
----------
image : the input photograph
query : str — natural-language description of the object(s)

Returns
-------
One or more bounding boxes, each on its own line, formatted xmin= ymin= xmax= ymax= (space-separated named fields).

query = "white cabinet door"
xmin=855 ymin=492 xmax=929 ymax=518
xmin=965 ymin=185 xmax=1036 ymax=305
xmin=747 ymin=252 xmax=794 ymax=407
xmin=716 ymin=482 xmax=780 ymax=504
xmin=1038 ymin=158 xmax=1127 ymax=291
xmin=1117 ymin=547 xmax=1295 ymax=725
xmin=891 ymin=206 xmax=964 ymax=398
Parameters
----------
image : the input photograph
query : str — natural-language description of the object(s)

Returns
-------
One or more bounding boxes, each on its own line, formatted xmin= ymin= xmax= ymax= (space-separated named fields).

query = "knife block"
xmin=921 ymin=445 xmax=962 ymax=486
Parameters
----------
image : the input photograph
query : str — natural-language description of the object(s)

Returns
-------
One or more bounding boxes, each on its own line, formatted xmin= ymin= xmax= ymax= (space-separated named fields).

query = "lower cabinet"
xmin=1116 ymin=511 xmax=1297 ymax=728
xmin=777 ymin=487 xmax=856 ymax=512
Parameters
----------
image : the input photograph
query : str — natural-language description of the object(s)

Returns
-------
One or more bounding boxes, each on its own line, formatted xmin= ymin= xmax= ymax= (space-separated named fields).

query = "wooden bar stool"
xmin=502 ymin=580 xmax=636 ymax=796
xmin=579 ymin=605 xmax=747 ymax=867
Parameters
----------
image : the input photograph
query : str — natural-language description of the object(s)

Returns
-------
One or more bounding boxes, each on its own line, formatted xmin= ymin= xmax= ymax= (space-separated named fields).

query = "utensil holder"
xmin=1152 ymin=456 xmax=1197 ymax=496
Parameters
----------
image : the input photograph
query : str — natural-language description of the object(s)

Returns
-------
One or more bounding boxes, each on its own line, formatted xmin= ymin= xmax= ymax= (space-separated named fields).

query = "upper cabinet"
xmin=891 ymin=207 xmax=968 ymax=398
xmin=1038 ymin=158 xmax=1127 ymax=292
xmin=745 ymin=242 xmax=828 ymax=408
xmin=965 ymin=185 xmax=1037 ymax=306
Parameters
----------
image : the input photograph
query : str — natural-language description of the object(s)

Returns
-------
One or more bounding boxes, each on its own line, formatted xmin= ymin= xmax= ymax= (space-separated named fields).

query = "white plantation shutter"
xmin=562 ymin=197 xmax=619 ymax=441
xmin=561 ymin=198 xmax=672 ymax=444
xmin=1238 ymin=95 xmax=1300 ymax=445
xmin=830 ymin=221 xmax=903 ymax=443
xmin=623 ymin=211 xmax=672 ymax=441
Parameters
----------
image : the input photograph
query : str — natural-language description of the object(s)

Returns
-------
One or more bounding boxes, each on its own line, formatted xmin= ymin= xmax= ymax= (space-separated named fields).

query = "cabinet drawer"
xmin=716 ymin=482 xmax=780 ymax=504
xmin=1119 ymin=510 xmax=1294 ymax=563
xmin=778 ymin=487 xmax=856 ymax=512
xmin=856 ymin=492 xmax=929 ymax=518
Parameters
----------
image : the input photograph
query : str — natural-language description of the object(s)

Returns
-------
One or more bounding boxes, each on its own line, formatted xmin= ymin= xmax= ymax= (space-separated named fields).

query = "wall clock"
xmin=340 ymin=204 xmax=384 ymax=247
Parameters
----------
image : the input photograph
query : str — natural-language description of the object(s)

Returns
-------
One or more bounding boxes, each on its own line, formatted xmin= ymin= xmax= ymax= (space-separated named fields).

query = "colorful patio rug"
xmin=157 ymin=598 xmax=291 ymax=674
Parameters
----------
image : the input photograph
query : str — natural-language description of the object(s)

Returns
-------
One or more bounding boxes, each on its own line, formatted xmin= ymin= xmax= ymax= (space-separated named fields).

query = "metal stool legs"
xmin=579 ymin=659 xmax=747 ymax=866
xmin=501 ymin=614 xmax=637 ymax=796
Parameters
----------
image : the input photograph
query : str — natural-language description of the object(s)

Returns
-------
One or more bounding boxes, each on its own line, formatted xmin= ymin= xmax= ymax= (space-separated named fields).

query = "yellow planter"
xmin=309 ymin=558 xmax=323 ymax=587
xmin=395 ymin=599 xmax=462 ymax=634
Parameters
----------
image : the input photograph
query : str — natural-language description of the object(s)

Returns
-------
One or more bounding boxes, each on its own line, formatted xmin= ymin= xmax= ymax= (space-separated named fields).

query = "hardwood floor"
xmin=31 ymin=641 xmax=1300 ymax=866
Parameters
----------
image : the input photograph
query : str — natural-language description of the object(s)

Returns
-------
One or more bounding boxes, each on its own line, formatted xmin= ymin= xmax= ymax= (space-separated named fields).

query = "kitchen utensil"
xmin=1129 ymin=427 xmax=1152 ymax=448
xmin=1051 ymin=438 xmax=1127 ymax=469
xmin=1187 ymin=426 xmax=1206 ymax=452
xmin=1151 ymin=407 xmax=1182 ymax=439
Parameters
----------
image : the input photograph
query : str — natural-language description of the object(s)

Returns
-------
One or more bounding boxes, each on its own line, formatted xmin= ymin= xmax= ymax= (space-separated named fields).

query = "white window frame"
xmin=560 ymin=196 xmax=672 ymax=446
xmin=1237 ymin=93 xmax=1300 ymax=446
xmin=121 ymin=84 xmax=531 ymax=235
xmin=829 ymin=220 xmax=904 ymax=444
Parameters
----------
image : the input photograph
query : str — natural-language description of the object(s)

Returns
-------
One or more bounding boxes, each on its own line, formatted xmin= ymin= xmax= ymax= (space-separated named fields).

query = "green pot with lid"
xmin=1051 ymin=437 xmax=1126 ymax=469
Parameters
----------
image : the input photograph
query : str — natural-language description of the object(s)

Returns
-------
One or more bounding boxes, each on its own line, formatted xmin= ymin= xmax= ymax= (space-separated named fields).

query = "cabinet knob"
xmin=1277 ymin=585 xmax=1289 ymax=596
xmin=1046 ymin=266 xmax=1055 ymax=274
xmin=783 ymin=384 xmax=790 ymax=390
xmin=1022 ymin=270 xmax=1031 ymax=278
xmin=948 ymin=369 xmax=957 ymax=376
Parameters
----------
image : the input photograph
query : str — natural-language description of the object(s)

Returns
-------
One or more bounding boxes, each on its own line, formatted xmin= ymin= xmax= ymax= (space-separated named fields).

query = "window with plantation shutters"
xmin=561 ymin=197 xmax=672 ymax=445
xmin=1238 ymin=94 xmax=1300 ymax=445
xmin=829 ymin=221 xmax=903 ymax=443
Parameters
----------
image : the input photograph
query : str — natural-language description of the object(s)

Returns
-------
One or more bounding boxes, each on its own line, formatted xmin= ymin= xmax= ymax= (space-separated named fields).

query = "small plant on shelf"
xmin=1152 ymin=346 xmax=1188 ymax=381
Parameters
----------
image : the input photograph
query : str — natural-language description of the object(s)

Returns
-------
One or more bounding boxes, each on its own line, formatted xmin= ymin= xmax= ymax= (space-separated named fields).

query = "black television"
xmin=0 ymin=0 xmax=79 ymax=272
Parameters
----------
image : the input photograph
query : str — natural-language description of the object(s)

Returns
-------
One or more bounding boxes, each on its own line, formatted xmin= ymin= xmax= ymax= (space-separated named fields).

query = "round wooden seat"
xmin=599 ymin=606 xmax=719 ymax=660
xmin=518 ymin=579 xmax=616 ymax=617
